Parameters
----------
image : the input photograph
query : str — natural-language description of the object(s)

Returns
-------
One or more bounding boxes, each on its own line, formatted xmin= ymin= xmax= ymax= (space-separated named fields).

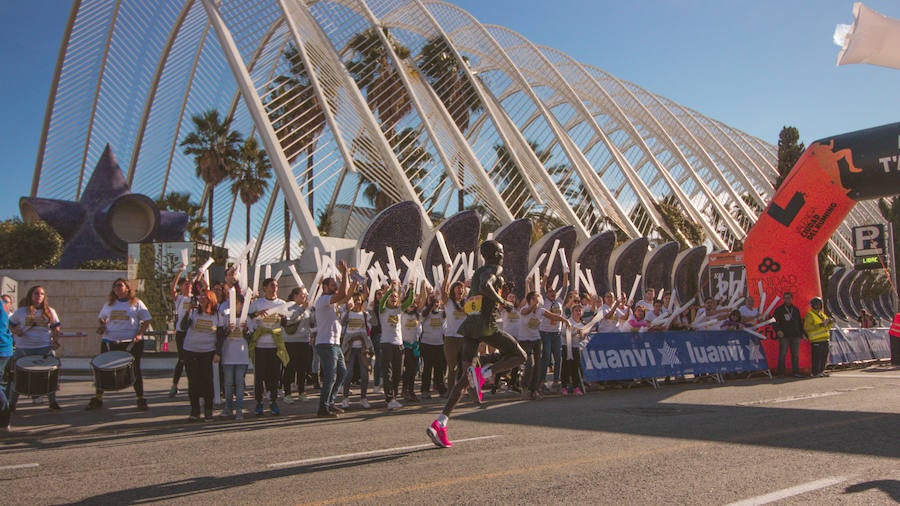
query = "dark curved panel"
xmin=642 ymin=242 xmax=679 ymax=293
xmin=836 ymin=270 xmax=859 ymax=319
xmin=358 ymin=200 xmax=423 ymax=282
xmin=530 ymin=226 xmax=577 ymax=294
xmin=423 ymin=210 xmax=481 ymax=285
xmin=608 ymin=237 xmax=649 ymax=299
xmin=847 ymin=270 xmax=866 ymax=318
xmin=494 ymin=218 xmax=532 ymax=299
xmin=672 ymin=246 xmax=707 ymax=305
xmin=826 ymin=266 xmax=846 ymax=319
xmin=574 ymin=231 xmax=615 ymax=296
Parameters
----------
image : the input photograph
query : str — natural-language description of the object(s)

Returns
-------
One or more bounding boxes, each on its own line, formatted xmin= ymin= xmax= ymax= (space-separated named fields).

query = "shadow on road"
xmin=844 ymin=479 xmax=900 ymax=501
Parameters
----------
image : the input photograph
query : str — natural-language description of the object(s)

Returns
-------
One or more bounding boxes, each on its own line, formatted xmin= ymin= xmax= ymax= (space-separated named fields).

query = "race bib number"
xmin=429 ymin=317 xmax=442 ymax=327
xmin=405 ymin=319 xmax=419 ymax=328
xmin=528 ymin=317 xmax=540 ymax=329
xmin=194 ymin=317 xmax=216 ymax=332
xmin=388 ymin=314 xmax=399 ymax=325
xmin=464 ymin=295 xmax=483 ymax=315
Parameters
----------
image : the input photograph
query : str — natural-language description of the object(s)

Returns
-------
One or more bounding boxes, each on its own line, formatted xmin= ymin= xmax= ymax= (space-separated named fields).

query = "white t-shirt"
xmin=594 ymin=304 xmax=619 ymax=333
xmin=283 ymin=304 xmax=313 ymax=343
xmin=220 ymin=311 xmax=250 ymax=365
xmin=248 ymin=297 xmax=285 ymax=348
xmin=635 ymin=299 xmax=655 ymax=312
xmin=174 ymin=294 xmax=191 ymax=327
xmin=739 ymin=305 xmax=759 ymax=322
xmin=443 ymin=300 xmax=467 ymax=338
xmin=380 ymin=307 xmax=403 ymax=346
xmin=10 ymin=306 xmax=59 ymax=349
xmin=518 ymin=307 xmax=542 ymax=341
xmin=419 ymin=310 xmax=445 ymax=346
xmin=501 ymin=308 xmax=521 ymax=338
xmin=401 ymin=311 xmax=421 ymax=344
xmin=314 ymin=294 xmax=341 ymax=346
xmin=99 ymin=299 xmax=151 ymax=342
xmin=538 ymin=299 xmax=563 ymax=333
xmin=183 ymin=310 xmax=219 ymax=353
xmin=342 ymin=310 xmax=368 ymax=348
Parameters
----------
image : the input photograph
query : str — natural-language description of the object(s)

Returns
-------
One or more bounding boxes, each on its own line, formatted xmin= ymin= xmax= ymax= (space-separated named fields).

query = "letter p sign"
xmin=853 ymin=224 xmax=885 ymax=257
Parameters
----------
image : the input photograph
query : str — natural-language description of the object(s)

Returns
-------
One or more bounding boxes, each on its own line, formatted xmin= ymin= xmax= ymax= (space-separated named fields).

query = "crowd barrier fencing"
xmin=581 ymin=330 xmax=769 ymax=387
xmin=829 ymin=327 xmax=890 ymax=364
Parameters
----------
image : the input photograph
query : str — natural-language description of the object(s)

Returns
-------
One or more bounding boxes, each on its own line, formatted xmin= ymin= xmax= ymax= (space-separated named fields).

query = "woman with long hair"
xmin=180 ymin=289 xmax=220 ymax=421
xmin=87 ymin=278 xmax=152 ymax=411
xmin=9 ymin=286 xmax=63 ymax=410
xmin=442 ymin=280 xmax=467 ymax=396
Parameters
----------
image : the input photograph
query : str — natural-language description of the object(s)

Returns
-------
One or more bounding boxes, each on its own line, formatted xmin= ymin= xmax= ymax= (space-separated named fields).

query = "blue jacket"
xmin=0 ymin=304 xmax=13 ymax=357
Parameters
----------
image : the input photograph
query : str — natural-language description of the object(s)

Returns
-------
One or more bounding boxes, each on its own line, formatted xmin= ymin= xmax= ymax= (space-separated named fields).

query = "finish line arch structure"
xmin=32 ymin=0 xmax=881 ymax=272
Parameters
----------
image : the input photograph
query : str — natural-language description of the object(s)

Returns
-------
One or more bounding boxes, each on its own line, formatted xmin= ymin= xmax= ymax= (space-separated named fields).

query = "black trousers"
xmin=519 ymin=340 xmax=543 ymax=392
xmin=402 ymin=347 xmax=418 ymax=393
xmin=380 ymin=343 xmax=403 ymax=401
xmin=810 ymin=341 xmax=829 ymax=375
xmin=254 ymin=348 xmax=281 ymax=403
xmin=184 ymin=350 xmax=214 ymax=414
xmin=97 ymin=340 xmax=144 ymax=397
xmin=560 ymin=346 xmax=584 ymax=390
xmin=282 ymin=341 xmax=313 ymax=396
xmin=171 ymin=330 xmax=186 ymax=384
xmin=420 ymin=343 xmax=446 ymax=394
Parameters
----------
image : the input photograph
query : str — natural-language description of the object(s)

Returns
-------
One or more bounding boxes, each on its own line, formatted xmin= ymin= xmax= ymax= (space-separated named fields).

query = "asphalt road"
xmin=0 ymin=366 xmax=898 ymax=505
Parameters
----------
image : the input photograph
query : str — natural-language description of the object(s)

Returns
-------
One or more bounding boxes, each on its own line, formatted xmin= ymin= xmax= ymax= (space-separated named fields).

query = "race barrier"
xmin=829 ymin=327 xmax=891 ymax=364
xmin=582 ymin=331 xmax=769 ymax=383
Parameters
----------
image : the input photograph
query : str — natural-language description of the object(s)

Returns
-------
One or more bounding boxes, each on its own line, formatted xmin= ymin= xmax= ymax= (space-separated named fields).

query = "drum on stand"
xmin=90 ymin=351 xmax=135 ymax=391
xmin=14 ymin=355 xmax=61 ymax=396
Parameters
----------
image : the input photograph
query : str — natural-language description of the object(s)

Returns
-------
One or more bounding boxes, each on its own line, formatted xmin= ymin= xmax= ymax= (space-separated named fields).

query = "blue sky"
xmin=2 ymin=0 xmax=899 ymax=222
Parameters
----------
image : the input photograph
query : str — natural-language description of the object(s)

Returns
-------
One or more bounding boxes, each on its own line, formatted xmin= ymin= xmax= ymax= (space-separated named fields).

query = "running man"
xmin=427 ymin=240 xmax=526 ymax=448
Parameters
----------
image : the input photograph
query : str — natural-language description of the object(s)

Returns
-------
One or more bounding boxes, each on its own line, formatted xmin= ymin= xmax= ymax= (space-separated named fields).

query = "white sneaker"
xmin=360 ymin=398 xmax=371 ymax=409
xmin=374 ymin=385 xmax=383 ymax=394
xmin=282 ymin=394 xmax=295 ymax=404
xmin=387 ymin=399 xmax=402 ymax=410
xmin=341 ymin=398 xmax=350 ymax=409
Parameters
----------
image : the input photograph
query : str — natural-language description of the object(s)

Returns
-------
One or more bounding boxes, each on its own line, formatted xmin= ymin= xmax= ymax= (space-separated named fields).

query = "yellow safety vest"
xmin=803 ymin=310 xmax=831 ymax=342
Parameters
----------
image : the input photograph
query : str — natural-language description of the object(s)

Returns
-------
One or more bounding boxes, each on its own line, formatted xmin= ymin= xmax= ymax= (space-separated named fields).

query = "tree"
xmin=420 ymin=35 xmax=483 ymax=211
xmin=268 ymin=44 xmax=326 ymax=255
xmin=879 ymin=196 xmax=900 ymax=282
xmin=156 ymin=191 xmax=207 ymax=243
xmin=354 ymin=127 xmax=432 ymax=213
xmin=775 ymin=126 xmax=804 ymax=190
xmin=180 ymin=109 xmax=243 ymax=244
xmin=493 ymin=140 xmax=549 ymax=218
xmin=653 ymin=195 xmax=703 ymax=249
xmin=231 ymin=137 xmax=272 ymax=244
xmin=346 ymin=27 xmax=412 ymax=140
xmin=0 ymin=219 xmax=63 ymax=268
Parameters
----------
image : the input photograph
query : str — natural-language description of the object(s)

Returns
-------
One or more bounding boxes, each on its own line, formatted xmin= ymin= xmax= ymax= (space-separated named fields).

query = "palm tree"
xmin=353 ymin=127 xmax=432 ymax=213
xmin=493 ymin=140 xmax=549 ymax=218
xmin=180 ymin=109 xmax=243 ymax=244
xmin=155 ymin=191 xmax=208 ymax=243
xmin=268 ymin=44 xmax=326 ymax=256
xmin=231 ymin=137 xmax=272 ymax=244
xmin=346 ymin=27 xmax=411 ymax=140
xmin=420 ymin=35 xmax=483 ymax=211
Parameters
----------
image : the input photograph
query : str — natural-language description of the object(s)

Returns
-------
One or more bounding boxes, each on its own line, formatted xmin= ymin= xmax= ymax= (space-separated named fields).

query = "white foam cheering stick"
xmin=565 ymin=327 xmax=573 ymax=360
xmin=228 ymin=287 xmax=237 ymax=327
xmin=757 ymin=281 xmax=766 ymax=313
xmin=199 ymin=257 xmax=215 ymax=273
xmin=435 ymin=231 xmax=452 ymax=265
xmin=751 ymin=317 xmax=775 ymax=330
xmin=763 ymin=296 xmax=781 ymax=318
xmin=615 ymin=274 xmax=622 ymax=298
xmin=657 ymin=288 xmax=664 ymax=301
xmin=239 ymin=289 xmax=254 ymax=324
xmin=668 ymin=289 xmax=677 ymax=313
xmin=273 ymin=269 xmax=283 ymax=282
xmin=551 ymin=275 xmax=559 ymax=291
xmin=385 ymin=246 xmax=399 ymax=281
xmin=584 ymin=268 xmax=596 ymax=296
xmin=545 ymin=239 xmax=560 ymax=277
xmin=574 ymin=261 xmax=581 ymax=294
xmin=466 ymin=252 xmax=475 ymax=279
xmin=627 ymin=274 xmax=642 ymax=305
xmin=180 ymin=248 xmax=189 ymax=269
xmin=264 ymin=264 xmax=271 ymax=281
xmin=239 ymin=259 xmax=247 ymax=291
xmin=288 ymin=264 xmax=305 ymax=289
xmin=558 ymin=248 xmax=569 ymax=273
xmin=252 ymin=263 xmax=261 ymax=292
xmin=235 ymin=238 xmax=257 ymax=264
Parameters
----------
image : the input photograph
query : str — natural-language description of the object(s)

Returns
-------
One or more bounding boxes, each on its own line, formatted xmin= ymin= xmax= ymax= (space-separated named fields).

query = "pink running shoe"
xmin=573 ymin=387 xmax=584 ymax=396
xmin=427 ymin=419 xmax=452 ymax=448
xmin=468 ymin=365 xmax=485 ymax=403
xmin=560 ymin=387 xmax=568 ymax=396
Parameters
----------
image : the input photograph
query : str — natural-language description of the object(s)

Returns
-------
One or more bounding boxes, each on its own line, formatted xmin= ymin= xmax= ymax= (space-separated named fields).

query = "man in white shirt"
xmin=314 ymin=260 xmax=354 ymax=418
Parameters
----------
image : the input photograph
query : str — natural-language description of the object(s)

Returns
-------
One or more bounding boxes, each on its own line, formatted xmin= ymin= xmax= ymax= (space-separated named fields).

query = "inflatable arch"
xmin=744 ymin=122 xmax=900 ymax=315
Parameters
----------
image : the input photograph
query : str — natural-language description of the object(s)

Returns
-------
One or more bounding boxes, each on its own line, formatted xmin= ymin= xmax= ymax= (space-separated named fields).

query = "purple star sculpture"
xmin=20 ymin=144 xmax=188 ymax=268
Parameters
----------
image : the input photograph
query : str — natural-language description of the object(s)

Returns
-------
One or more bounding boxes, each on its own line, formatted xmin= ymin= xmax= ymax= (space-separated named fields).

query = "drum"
xmin=90 ymin=351 xmax=135 ymax=391
xmin=14 ymin=355 xmax=61 ymax=396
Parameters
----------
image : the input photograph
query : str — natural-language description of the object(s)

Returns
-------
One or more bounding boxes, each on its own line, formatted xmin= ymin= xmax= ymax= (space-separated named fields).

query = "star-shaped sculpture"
xmin=20 ymin=145 xmax=187 ymax=268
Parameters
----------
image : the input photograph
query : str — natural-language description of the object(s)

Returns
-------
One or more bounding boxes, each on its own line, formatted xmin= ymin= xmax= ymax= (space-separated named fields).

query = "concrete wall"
xmin=0 ymin=269 xmax=125 ymax=357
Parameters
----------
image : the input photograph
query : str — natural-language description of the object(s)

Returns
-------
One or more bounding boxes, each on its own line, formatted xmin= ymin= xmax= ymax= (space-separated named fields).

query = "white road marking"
xmin=725 ymin=476 xmax=847 ymax=506
xmin=737 ymin=386 xmax=874 ymax=406
xmin=268 ymin=435 xmax=502 ymax=468
xmin=0 ymin=463 xmax=40 ymax=471
xmin=832 ymin=373 xmax=900 ymax=379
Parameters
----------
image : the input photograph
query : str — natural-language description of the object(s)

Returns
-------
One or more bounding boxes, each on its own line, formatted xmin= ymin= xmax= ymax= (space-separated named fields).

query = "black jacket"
xmin=772 ymin=303 xmax=804 ymax=339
